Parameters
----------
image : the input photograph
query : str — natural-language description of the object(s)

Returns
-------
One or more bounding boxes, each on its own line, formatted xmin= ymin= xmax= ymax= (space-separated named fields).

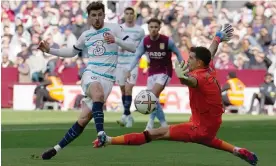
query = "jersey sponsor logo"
xmin=160 ymin=43 xmax=165 ymax=50
xmin=91 ymin=40 xmax=106 ymax=56
xmin=146 ymin=51 xmax=166 ymax=59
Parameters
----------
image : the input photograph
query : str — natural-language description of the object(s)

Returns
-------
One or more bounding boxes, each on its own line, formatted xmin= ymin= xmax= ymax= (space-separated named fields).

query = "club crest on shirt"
xmin=160 ymin=43 xmax=165 ymax=50
xmin=103 ymin=32 xmax=110 ymax=37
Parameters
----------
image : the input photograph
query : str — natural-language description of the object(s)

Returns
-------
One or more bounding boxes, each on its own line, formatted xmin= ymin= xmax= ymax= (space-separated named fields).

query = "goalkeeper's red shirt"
xmin=188 ymin=61 xmax=224 ymax=129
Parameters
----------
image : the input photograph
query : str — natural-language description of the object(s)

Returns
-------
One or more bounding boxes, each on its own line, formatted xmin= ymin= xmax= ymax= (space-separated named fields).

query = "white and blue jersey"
xmin=117 ymin=24 xmax=145 ymax=68
xmin=74 ymin=22 xmax=126 ymax=82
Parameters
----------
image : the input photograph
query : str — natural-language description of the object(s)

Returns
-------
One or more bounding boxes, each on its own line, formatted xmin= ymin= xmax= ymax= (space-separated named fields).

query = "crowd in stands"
xmin=1 ymin=0 xmax=276 ymax=83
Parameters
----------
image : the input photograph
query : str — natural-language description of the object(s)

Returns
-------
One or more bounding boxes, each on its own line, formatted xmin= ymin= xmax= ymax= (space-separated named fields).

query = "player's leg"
xmin=93 ymin=122 xmax=195 ymax=147
xmin=94 ymin=126 xmax=169 ymax=147
xmin=94 ymin=77 xmax=114 ymax=145
xmin=116 ymin=67 xmax=133 ymax=127
xmin=41 ymin=101 xmax=92 ymax=159
xmin=122 ymin=67 xmax=138 ymax=127
xmin=147 ymin=74 xmax=171 ymax=129
xmin=145 ymin=75 xmax=157 ymax=130
xmin=89 ymin=81 xmax=106 ymax=143
xmin=199 ymin=136 xmax=258 ymax=165
xmin=81 ymin=72 xmax=107 ymax=146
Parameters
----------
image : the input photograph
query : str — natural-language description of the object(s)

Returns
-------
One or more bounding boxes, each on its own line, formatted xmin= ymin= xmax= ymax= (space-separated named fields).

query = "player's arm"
xmin=127 ymin=38 xmax=146 ymax=72
xmin=209 ymin=24 xmax=234 ymax=59
xmin=138 ymin=29 xmax=146 ymax=45
xmin=168 ymin=38 xmax=183 ymax=62
xmin=175 ymin=61 xmax=197 ymax=88
xmin=179 ymin=76 xmax=198 ymax=88
xmin=114 ymin=25 xmax=136 ymax=53
xmin=38 ymin=32 xmax=85 ymax=57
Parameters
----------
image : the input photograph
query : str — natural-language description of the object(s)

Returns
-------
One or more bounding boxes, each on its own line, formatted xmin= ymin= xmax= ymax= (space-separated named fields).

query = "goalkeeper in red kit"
xmin=93 ymin=24 xmax=258 ymax=166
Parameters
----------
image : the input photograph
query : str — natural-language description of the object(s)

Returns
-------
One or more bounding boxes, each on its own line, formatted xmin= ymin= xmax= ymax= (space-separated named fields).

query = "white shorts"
xmin=147 ymin=73 xmax=171 ymax=90
xmin=81 ymin=71 xmax=114 ymax=110
xmin=115 ymin=66 xmax=138 ymax=86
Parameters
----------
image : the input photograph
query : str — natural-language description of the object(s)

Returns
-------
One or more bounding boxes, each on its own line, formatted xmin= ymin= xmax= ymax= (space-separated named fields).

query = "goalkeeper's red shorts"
xmin=169 ymin=122 xmax=221 ymax=143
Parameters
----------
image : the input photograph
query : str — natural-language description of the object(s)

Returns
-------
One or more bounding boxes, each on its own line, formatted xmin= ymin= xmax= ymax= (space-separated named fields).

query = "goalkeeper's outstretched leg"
xmin=93 ymin=122 xmax=258 ymax=165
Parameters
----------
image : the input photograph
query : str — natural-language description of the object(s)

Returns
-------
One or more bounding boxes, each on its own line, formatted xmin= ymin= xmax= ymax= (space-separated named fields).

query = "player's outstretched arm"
xmin=37 ymin=33 xmax=85 ymax=57
xmin=175 ymin=61 xmax=197 ymax=88
xmin=209 ymin=24 xmax=234 ymax=58
xmin=168 ymin=38 xmax=183 ymax=62
xmin=127 ymin=38 xmax=146 ymax=72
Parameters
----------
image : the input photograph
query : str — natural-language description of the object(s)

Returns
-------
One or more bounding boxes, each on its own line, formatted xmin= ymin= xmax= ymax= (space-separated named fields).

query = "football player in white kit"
xmin=116 ymin=7 xmax=145 ymax=128
xmin=37 ymin=2 xmax=136 ymax=160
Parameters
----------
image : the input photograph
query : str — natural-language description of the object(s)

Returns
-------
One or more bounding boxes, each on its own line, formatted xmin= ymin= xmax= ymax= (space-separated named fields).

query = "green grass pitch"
xmin=2 ymin=110 xmax=276 ymax=166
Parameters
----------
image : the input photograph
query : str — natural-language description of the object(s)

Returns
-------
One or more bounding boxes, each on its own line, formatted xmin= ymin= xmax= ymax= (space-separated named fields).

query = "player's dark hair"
xmin=124 ymin=7 xmax=135 ymax=14
xmin=86 ymin=1 xmax=105 ymax=15
xmin=147 ymin=18 xmax=161 ymax=25
xmin=190 ymin=46 xmax=211 ymax=66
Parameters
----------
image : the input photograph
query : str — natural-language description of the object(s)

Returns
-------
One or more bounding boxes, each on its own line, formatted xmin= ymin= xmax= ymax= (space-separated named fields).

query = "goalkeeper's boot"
xmin=234 ymin=148 xmax=258 ymax=165
xmin=41 ymin=148 xmax=57 ymax=160
xmin=93 ymin=131 xmax=107 ymax=148
xmin=116 ymin=115 xmax=127 ymax=127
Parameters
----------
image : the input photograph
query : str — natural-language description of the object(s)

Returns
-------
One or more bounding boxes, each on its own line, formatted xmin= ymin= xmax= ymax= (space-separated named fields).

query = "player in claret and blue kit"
xmin=93 ymin=24 xmax=258 ymax=166
xmin=121 ymin=18 xmax=184 ymax=130
xmin=123 ymin=18 xmax=183 ymax=130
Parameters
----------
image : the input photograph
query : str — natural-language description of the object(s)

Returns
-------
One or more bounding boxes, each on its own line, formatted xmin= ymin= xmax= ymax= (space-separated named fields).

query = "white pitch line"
xmin=1 ymin=126 xmax=141 ymax=132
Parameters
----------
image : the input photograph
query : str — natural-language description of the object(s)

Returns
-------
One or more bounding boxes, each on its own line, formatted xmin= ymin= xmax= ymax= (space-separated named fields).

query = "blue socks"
xmin=149 ymin=102 xmax=166 ymax=123
xmin=92 ymin=102 xmax=104 ymax=133
xmin=58 ymin=121 xmax=84 ymax=148
xmin=123 ymin=95 xmax=132 ymax=116
xmin=155 ymin=102 xmax=166 ymax=124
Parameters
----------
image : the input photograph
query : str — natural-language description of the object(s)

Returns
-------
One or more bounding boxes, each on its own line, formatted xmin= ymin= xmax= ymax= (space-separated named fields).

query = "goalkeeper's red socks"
xmin=203 ymin=137 xmax=235 ymax=153
xmin=110 ymin=131 xmax=151 ymax=145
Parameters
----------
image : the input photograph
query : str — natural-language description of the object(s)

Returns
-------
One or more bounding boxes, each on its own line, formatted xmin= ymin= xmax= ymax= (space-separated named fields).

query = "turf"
xmin=1 ymin=110 xmax=276 ymax=166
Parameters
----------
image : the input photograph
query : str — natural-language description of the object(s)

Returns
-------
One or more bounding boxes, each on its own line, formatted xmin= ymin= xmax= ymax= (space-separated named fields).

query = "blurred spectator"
xmin=1 ymin=53 xmax=14 ymax=68
xmin=26 ymin=45 xmax=47 ymax=82
xmin=259 ymin=27 xmax=272 ymax=52
xmin=33 ymin=71 xmax=64 ymax=110
xmin=215 ymin=52 xmax=236 ymax=69
xmin=15 ymin=55 xmax=31 ymax=83
xmin=268 ymin=43 xmax=276 ymax=73
xmin=139 ymin=55 xmax=149 ymax=74
xmin=9 ymin=24 xmax=31 ymax=61
xmin=234 ymin=53 xmax=249 ymax=70
xmin=1 ymin=0 xmax=276 ymax=83
xmin=248 ymin=73 xmax=276 ymax=115
xmin=248 ymin=49 xmax=272 ymax=70
xmin=221 ymin=72 xmax=245 ymax=109
xmin=64 ymin=25 xmax=77 ymax=48
xmin=72 ymin=14 xmax=89 ymax=39
xmin=17 ymin=43 xmax=30 ymax=59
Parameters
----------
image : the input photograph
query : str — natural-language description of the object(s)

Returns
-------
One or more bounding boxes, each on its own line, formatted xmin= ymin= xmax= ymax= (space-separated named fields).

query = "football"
xmin=134 ymin=90 xmax=157 ymax=114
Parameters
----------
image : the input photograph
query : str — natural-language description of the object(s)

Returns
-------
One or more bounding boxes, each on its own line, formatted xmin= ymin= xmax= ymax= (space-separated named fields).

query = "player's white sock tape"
xmin=54 ymin=145 xmax=61 ymax=152
xmin=233 ymin=147 xmax=240 ymax=155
